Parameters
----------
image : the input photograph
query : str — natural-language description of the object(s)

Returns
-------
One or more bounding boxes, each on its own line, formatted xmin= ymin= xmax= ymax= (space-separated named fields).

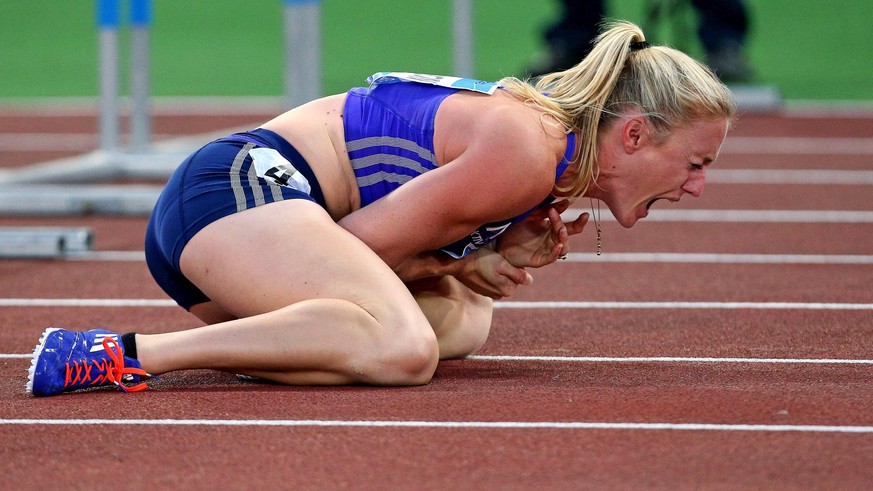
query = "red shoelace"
xmin=63 ymin=337 xmax=150 ymax=393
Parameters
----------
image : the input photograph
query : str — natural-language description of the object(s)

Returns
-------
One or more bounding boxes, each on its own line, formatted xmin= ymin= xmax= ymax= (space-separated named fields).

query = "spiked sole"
xmin=26 ymin=327 xmax=61 ymax=396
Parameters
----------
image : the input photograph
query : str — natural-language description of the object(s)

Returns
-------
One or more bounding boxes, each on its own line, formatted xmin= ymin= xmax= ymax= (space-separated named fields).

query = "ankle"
xmin=121 ymin=332 xmax=138 ymax=359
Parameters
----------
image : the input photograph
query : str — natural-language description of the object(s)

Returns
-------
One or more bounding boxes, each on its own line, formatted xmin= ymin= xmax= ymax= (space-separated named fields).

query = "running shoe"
xmin=27 ymin=328 xmax=151 ymax=397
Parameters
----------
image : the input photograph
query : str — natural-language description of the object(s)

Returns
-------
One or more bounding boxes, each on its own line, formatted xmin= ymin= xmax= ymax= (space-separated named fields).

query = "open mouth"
xmin=646 ymin=197 xmax=677 ymax=211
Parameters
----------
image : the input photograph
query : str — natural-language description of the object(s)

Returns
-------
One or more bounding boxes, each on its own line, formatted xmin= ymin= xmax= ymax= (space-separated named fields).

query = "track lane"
xmin=1 ymin=108 xmax=871 ymax=490
xmin=2 ymin=424 xmax=871 ymax=490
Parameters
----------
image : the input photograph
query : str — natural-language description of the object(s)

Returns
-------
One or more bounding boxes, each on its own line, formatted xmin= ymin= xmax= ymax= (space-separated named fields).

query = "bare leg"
xmin=136 ymin=199 xmax=439 ymax=386
xmin=189 ymin=275 xmax=492 ymax=363
xmin=408 ymin=276 xmax=493 ymax=359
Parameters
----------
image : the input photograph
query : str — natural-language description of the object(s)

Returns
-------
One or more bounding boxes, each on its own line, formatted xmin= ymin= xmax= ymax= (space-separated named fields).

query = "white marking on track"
xmin=708 ymin=169 xmax=873 ymax=184
xmin=0 ymin=418 xmax=870 ymax=433
xmin=55 ymin=251 xmax=873 ymax=264
xmin=494 ymin=301 xmax=873 ymax=310
xmin=562 ymin=253 xmax=873 ymax=264
xmin=469 ymin=355 xmax=873 ymax=365
xmin=722 ymin=137 xmax=873 ymax=155
xmin=1 ymin=299 xmax=871 ymax=309
xmin=0 ymin=298 xmax=176 ymax=307
xmin=563 ymin=209 xmax=873 ymax=223
xmin=4 ymin=353 xmax=871 ymax=366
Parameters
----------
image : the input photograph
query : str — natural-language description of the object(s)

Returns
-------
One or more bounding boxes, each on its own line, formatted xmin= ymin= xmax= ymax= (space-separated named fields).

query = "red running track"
xmin=1 ymin=103 xmax=872 ymax=489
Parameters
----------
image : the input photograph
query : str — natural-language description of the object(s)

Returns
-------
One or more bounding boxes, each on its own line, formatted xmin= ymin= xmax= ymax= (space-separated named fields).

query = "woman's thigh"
xmin=179 ymin=198 xmax=424 ymax=328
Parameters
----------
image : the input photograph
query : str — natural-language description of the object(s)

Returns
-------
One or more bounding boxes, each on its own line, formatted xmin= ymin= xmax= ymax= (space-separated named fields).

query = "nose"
xmin=682 ymin=171 xmax=706 ymax=197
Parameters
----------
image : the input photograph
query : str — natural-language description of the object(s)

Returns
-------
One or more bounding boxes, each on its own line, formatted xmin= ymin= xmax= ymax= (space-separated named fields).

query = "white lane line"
xmin=708 ymin=169 xmax=873 ymax=185
xmin=722 ymin=137 xmax=873 ymax=155
xmin=563 ymin=253 xmax=873 ymax=264
xmin=1 ymin=299 xmax=871 ymax=310
xmin=3 ymin=353 xmax=870 ymax=365
xmin=563 ymin=209 xmax=873 ymax=223
xmin=0 ymin=418 xmax=870 ymax=433
xmin=55 ymin=252 xmax=873 ymax=264
xmin=495 ymin=302 xmax=873 ymax=310
xmin=469 ymin=355 xmax=873 ymax=365
xmin=0 ymin=298 xmax=176 ymax=307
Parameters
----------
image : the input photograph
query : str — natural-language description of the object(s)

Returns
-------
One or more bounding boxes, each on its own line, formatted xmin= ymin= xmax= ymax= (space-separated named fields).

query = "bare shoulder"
xmin=436 ymin=91 xmax=566 ymax=200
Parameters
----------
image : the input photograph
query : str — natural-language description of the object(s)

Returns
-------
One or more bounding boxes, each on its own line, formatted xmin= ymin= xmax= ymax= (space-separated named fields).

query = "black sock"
xmin=120 ymin=332 xmax=138 ymax=360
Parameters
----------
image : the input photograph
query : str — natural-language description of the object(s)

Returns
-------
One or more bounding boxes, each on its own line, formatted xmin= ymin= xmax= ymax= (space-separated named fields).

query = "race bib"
xmin=367 ymin=71 xmax=499 ymax=95
xmin=249 ymin=147 xmax=311 ymax=194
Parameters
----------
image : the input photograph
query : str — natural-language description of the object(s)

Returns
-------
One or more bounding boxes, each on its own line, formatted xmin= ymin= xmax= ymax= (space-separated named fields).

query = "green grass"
xmin=0 ymin=0 xmax=870 ymax=101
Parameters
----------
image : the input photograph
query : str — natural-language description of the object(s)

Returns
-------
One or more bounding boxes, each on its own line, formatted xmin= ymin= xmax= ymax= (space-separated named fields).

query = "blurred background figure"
xmin=528 ymin=0 xmax=752 ymax=83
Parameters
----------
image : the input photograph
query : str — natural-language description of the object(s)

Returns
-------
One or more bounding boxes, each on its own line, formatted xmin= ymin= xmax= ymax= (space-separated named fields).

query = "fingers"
xmin=548 ymin=241 xmax=564 ymax=264
xmin=473 ymin=249 xmax=534 ymax=298
xmin=566 ymin=212 xmax=589 ymax=236
xmin=545 ymin=207 xmax=571 ymax=257
xmin=481 ymin=268 xmax=531 ymax=299
xmin=547 ymin=211 xmax=589 ymax=262
xmin=523 ymin=269 xmax=533 ymax=285
xmin=503 ymin=265 xmax=533 ymax=287
xmin=548 ymin=207 xmax=568 ymax=232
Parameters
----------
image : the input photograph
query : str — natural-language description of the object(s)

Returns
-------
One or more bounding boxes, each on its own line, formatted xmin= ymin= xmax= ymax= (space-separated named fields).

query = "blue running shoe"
xmin=27 ymin=328 xmax=151 ymax=397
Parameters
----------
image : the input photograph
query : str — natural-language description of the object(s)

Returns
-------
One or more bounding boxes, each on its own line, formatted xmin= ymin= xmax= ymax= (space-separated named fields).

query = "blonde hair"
xmin=499 ymin=20 xmax=737 ymax=197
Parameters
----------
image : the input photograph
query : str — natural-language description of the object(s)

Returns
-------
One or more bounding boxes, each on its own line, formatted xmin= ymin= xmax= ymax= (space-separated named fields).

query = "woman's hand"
xmin=455 ymin=245 xmax=533 ymax=299
xmin=497 ymin=200 xmax=589 ymax=268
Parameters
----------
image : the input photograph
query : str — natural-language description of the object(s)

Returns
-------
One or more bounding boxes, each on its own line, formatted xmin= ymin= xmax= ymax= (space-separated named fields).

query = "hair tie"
xmin=629 ymin=41 xmax=650 ymax=52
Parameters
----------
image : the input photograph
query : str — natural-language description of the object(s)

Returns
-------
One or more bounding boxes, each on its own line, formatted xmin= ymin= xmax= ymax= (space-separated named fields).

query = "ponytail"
xmin=499 ymin=20 xmax=736 ymax=198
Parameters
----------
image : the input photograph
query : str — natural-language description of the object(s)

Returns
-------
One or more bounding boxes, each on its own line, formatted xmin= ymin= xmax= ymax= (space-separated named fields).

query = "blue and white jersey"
xmin=344 ymin=73 xmax=469 ymax=207
xmin=343 ymin=72 xmax=574 ymax=258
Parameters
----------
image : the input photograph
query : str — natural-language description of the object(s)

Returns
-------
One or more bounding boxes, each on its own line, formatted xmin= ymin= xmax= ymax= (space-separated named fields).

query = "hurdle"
xmin=0 ymin=0 xmax=473 ymax=259
xmin=452 ymin=0 xmax=475 ymax=78
xmin=95 ymin=0 xmax=151 ymax=154
xmin=284 ymin=0 xmax=322 ymax=109
xmin=0 ymin=227 xmax=94 ymax=259
xmin=0 ymin=0 xmax=190 ymax=191
xmin=0 ymin=0 xmax=479 ymax=209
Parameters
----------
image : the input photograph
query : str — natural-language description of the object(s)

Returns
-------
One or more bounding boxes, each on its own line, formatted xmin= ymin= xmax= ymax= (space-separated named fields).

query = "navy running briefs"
xmin=145 ymin=128 xmax=325 ymax=310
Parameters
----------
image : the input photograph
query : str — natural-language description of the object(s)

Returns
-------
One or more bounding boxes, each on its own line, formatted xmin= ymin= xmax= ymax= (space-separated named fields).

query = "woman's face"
xmin=592 ymin=116 xmax=729 ymax=227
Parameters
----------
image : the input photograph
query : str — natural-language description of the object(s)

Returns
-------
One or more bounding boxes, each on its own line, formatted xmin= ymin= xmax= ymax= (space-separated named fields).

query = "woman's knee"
xmin=356 ymin=319 xmax=439 ymax=385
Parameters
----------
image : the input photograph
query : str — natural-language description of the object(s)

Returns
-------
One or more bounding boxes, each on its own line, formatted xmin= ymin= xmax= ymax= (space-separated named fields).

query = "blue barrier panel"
xmin=130 ymin=0 xmax=152 ymax=27
xmin=96 ymin=0 xmax=120 ymax=28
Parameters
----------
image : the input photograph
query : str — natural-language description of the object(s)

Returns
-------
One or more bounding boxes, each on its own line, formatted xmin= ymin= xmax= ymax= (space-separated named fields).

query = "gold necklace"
xmin=590 ymin=197 xmax=602 ymax=255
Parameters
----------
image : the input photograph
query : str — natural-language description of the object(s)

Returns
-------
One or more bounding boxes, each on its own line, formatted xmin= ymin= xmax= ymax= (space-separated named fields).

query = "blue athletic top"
xmin=343 ymin=75 xmax=576 ymax=259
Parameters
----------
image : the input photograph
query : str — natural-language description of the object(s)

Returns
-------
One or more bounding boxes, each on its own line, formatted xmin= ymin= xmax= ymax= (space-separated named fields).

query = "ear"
xmin=621 ymin=117 xmax=648 ymax=154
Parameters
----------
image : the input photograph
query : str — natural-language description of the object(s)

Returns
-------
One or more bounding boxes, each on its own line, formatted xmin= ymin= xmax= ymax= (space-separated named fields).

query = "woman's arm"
xmin=338 ymin=104 xmax=557 ymax=268
xmin=393 ymin=245 xmax=533 ymax=299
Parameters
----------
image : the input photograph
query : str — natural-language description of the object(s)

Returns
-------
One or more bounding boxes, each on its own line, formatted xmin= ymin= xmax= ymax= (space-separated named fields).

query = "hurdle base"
xmin=0 ymin=184 xmax=161 ymax=216
xmin=0 ymin=227 xmax=94 ymax=259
